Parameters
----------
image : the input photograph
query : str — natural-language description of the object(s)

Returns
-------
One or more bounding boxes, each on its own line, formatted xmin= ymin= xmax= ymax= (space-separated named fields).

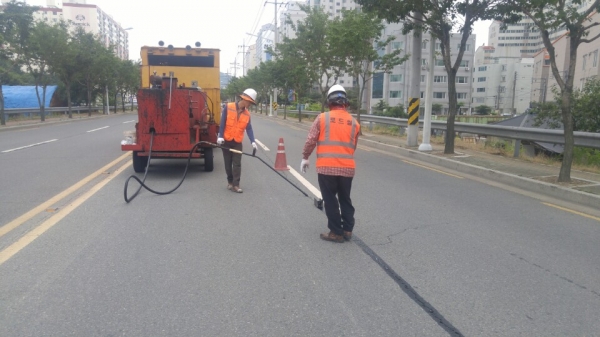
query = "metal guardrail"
xmin=285 ymin=110 xmax=600 ymax=150
xmin=4 ymin=105 xmax=137 ymax=116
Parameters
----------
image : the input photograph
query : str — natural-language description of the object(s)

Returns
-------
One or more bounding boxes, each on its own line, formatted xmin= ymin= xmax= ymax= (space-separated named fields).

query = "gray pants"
xmin=222 ymin=140 xmax=243 ymax=186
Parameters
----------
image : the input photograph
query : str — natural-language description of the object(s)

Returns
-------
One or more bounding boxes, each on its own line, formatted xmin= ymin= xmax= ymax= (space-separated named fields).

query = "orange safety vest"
xmin=223 ymin=102 xmax=250 ymax=143
xmin=316 ymin=108 xmax=360 ymax=169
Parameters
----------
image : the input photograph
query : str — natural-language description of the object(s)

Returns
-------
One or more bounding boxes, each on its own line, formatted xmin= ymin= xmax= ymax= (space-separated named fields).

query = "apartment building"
xmin=28 ymin=0 xmax=130 ymax=60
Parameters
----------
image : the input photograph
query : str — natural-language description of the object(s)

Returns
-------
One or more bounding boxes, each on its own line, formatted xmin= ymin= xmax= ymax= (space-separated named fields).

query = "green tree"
xmin=46 ymin=23 xmax=79 ymax=118
xmin=498 ymin=0 xmax=600 ymax=182
xmin=432 ymin=103 xmax=443 ymax=115
xmin=118 ymin=59 xmax=140 ymax=112
xmin=278 ymin=5 xmax=342 ymax=112
xmin=0 ymin=0 xmax=38 ymax=125
xmin=330 ymin=9 xmax=407 ymax=123
xmin=475 ymin=104 xmax=492 ymax=115
xmin=19 ymin=21 xmax=65 ymax=122
xmin=357 ymin=0 xmax=503 ymax=154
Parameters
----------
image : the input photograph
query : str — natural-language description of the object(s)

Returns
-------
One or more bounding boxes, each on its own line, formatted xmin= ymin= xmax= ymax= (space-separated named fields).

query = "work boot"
xmin=231 ymin=186 xmax=243 ymax=193
xmin=320 ymin=231 xmax=344 ymax=243
xmin=343 ymin=231 xmax=352 ymax=241
xmin=227 ymin=183 xmax=233 ymax=190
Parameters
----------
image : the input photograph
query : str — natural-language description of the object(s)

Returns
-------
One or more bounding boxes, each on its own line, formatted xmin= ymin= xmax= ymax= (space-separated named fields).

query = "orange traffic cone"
xmin=274 ymin=137 xmax=290 ymax=171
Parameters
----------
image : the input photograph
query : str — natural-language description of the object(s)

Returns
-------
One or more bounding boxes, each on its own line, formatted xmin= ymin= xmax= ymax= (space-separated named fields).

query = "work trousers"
xmin=317 ymin=173 xmax=355 ymax=236
xmin=222 ymin=140 xmax=243 ymax=186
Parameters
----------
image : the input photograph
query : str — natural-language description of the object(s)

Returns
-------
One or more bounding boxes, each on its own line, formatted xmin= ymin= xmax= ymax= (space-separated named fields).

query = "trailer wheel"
xmin=204 ymin=147 xmax=214 ymax=172
xmin=132 ymin=151 xmax=148 ymax=173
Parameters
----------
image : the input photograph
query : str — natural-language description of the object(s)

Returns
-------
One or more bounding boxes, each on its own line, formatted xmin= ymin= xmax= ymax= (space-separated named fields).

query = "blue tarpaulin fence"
xmin=2 ymin=85 xmax=57 ymax=109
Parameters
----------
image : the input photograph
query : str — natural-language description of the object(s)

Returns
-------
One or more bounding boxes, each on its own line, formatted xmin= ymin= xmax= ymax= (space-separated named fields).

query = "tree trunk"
xmin=87 ymin=87 xmax=93 ymax=117
xmin=66 ymin=83 xmax=73 ymax=119
xmin=444 ymin=70 xmax=458 ymax=154
xmin=558 ymin=89 xmax=574 ymax=182
xmin=0 ymin=84 xmax=5 ymax=126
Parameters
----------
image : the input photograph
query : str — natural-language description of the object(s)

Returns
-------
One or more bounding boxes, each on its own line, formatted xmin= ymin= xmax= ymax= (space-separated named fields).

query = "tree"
xmin=330 ymin=9 xmax=407 ymax=124
xmin=432 ymin=103 xmax=443 ymax=115
xmin=475 ymin=104 xmax=492 ymax=115
xmin=118 ymin=60 xmax=140 ymax=112
xmin=498 ymin=0 xmax=600 ymax=182
xmin=46 ymin=23 xmax=79 ymax=119
xmin=19 ymin=21 xmax=65 ymax=122
xmin=278 ymin=5 xmax=342 ymax=112
xmin=357 ymin=0 xmax=503 ymax=154
xmin=0 ymin=0 xmax=37 ymax=125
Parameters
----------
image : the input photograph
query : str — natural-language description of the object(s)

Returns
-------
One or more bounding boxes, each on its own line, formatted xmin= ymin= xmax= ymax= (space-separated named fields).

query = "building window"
xmin=389 ymin=91 xmax=402 ymax=98
xmin=460 ymin=60 xmax=469 ymax=67
xmin=392 ymin=41 xmax=403 ymax=50
xmin=372 ymin=72 xmax=384 ymax=99
xmin=478 ymin=77 xmax=486 ymax=82
xmin=422 ymin=41 xmax=428 ymax=49
xmin=456 ymin=93 xmax=468 ymax=99
xmin=501 ymin=65 xmax=507 ymax=71
xmin=433 ymin=92 xmax=446 ymax=99
xmin=594 ymin=50 xmax=598 ymax=67
xmin=435 ymin=42 xmax=442 ymax=50
xmin=421 ymin=75 xmax=425 ymax=83
xmin=583 ymin=55 xmax=587 ymax=70
xmin=477 ymin=88 xmax=486 ymax=92
xmin=390 ymin=74 xmax=403 ymax=82
xmin=456 ymin=76 xmax=468 ymax=83
xmin=434 ymin=75 xmax=447 ymax=83
xmin=500 ymin=86 xmax=506 ymax=93
xmin=422 ymin=58 xmax=427 ymax=66
xmin=435 ymin=59 xmax=445 ymax=66
xmin=501 ymin=75 xmax=506 ymax=82
xmin=478 ymin=66 xmax=487 ymax=71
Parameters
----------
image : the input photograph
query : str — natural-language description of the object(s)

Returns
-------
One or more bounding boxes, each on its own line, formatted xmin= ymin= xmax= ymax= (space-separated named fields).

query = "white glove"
xmin=252 ymin=142 xmax=257 ymax=150
xmin=217 ymin=137 xmax=224 ymax=145
xmin=301 ymin=159 xmax=309 ymax=173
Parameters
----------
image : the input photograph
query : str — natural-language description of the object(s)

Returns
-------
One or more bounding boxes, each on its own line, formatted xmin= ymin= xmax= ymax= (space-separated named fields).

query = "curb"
xmin=0 ymin=111 xmax=137 ymax=132
xmin=363 ymin=139 xmax=600 ymax=210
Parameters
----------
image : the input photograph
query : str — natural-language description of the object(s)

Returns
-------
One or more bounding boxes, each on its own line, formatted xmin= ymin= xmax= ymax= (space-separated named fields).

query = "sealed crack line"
xmin=353 ymin=234 xmax=464 ymax=336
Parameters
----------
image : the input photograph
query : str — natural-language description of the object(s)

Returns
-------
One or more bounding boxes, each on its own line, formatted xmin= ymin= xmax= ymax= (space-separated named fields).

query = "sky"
xmin=26 ymin=0 xmax=492 ymax=74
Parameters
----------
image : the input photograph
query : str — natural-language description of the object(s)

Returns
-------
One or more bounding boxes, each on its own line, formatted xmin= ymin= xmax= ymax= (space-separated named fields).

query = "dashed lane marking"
xmin=87 ymin=126 xmax=109 ymax=132
xmin=255 ymin=139 xmax=270 ymax=151
xmin=2 ymin=139 xmax=58 ymax=153
xmin=287 ymin=165 xmax=322 ymax=199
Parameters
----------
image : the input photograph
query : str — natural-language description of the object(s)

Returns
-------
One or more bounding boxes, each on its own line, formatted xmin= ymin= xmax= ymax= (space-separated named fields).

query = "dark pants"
xmin=222 ymin=140 xmax=243 ymax=186
xmin=318 ymin=174 xmax=355 ymax=236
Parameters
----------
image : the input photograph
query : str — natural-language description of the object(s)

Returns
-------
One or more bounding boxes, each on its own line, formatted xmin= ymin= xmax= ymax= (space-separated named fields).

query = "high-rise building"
xmin=31 ymin=0 xmax=130 ymax=60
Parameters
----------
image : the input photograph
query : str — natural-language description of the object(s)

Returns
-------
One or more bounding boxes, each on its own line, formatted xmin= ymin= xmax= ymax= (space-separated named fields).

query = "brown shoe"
xmin=320 ymin=231 xmax=344 ymax=243
xmin=231 ymin=186 xmax=243 ymax=193
xmin=227 ymin=183 xmax=233 ymax=190
xmin=343 ymin=231 xmax=352 ymax=241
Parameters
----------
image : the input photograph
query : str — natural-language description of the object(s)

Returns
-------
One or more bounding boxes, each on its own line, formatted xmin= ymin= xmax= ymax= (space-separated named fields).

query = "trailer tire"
xmin=132 ymin=151 xmax=148 ymax=173
xmin=204 ymin=147 xmax=214 ymax=172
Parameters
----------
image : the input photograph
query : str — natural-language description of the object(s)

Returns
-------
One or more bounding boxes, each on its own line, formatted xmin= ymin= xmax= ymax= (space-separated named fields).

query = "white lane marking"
xmin=123 ymin=120 xmax=135 ymax=124
xmin=287 ymin=165 xmax=322 ymax=199
xmin=2 ymin=139 xmax=58 ymax=153
xmin=255 ymin=139 xmax=270 ymax=151
xmin=87 ymin=126 xmax=109 ymax=133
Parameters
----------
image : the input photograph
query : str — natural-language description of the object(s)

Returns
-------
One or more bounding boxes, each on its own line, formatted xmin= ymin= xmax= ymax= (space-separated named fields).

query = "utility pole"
xmin=239 ymin=43 xmax=246 ymax=77
xmin=419 ymin=35 xmax=434 ymax=152
xmin=230 ymin=60 xmax=238 ymax=78
xmin=266 ymin=0 xmax=280 ymax=116
xmin=511 ymin=71 xmax=517 ymax=114
xmin=407 ymin=13 xmax=422 ymax=147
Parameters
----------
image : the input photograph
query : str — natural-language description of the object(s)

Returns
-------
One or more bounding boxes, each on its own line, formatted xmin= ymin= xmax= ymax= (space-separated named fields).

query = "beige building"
xmin=31 ymin=0 xmax=130 ymax=60
xmin=531 ymin=10 xmax=600 ymax=104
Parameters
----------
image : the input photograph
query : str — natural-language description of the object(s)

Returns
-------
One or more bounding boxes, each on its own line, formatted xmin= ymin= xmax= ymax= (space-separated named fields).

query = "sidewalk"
xmin=258 ymin=113 xmax=600 ymax=211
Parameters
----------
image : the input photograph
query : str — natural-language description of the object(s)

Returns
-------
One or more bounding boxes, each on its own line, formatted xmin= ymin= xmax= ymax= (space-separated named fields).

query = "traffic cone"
xmin=274 ymin=137 xmax=289 ymax=171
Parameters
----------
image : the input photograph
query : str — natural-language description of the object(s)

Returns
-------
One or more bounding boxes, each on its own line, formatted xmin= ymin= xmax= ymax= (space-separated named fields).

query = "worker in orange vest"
xmin=217 ymin=88 xmax=258 ymax=193
xmin=300 ymin=85 xmax=360 ymax=243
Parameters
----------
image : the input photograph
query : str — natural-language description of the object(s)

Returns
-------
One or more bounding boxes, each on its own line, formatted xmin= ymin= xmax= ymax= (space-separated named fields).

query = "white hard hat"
xmin=327 ymin=84 xmax=346 ymax=98
xmin=240 ymin=88 xmax=257 ymax=104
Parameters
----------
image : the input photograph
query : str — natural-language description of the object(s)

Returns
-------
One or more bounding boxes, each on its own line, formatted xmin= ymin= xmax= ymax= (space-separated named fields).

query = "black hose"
xmin=124 ymin=138 xmax=310 ymax=203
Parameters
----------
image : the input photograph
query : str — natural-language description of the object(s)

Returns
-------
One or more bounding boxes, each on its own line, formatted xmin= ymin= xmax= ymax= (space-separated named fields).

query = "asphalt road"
xmin=0 ymin=112 xmax=599 ymax=336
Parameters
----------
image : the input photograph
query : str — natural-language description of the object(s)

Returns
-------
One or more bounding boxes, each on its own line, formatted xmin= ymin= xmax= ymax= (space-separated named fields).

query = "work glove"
xmin=301 ymin=159 xmax=309 ymax=173
xmin=252 ymin=142 xmax=257 ymax=150
xmin=217 ymin=137 xmax=224 ymax=145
